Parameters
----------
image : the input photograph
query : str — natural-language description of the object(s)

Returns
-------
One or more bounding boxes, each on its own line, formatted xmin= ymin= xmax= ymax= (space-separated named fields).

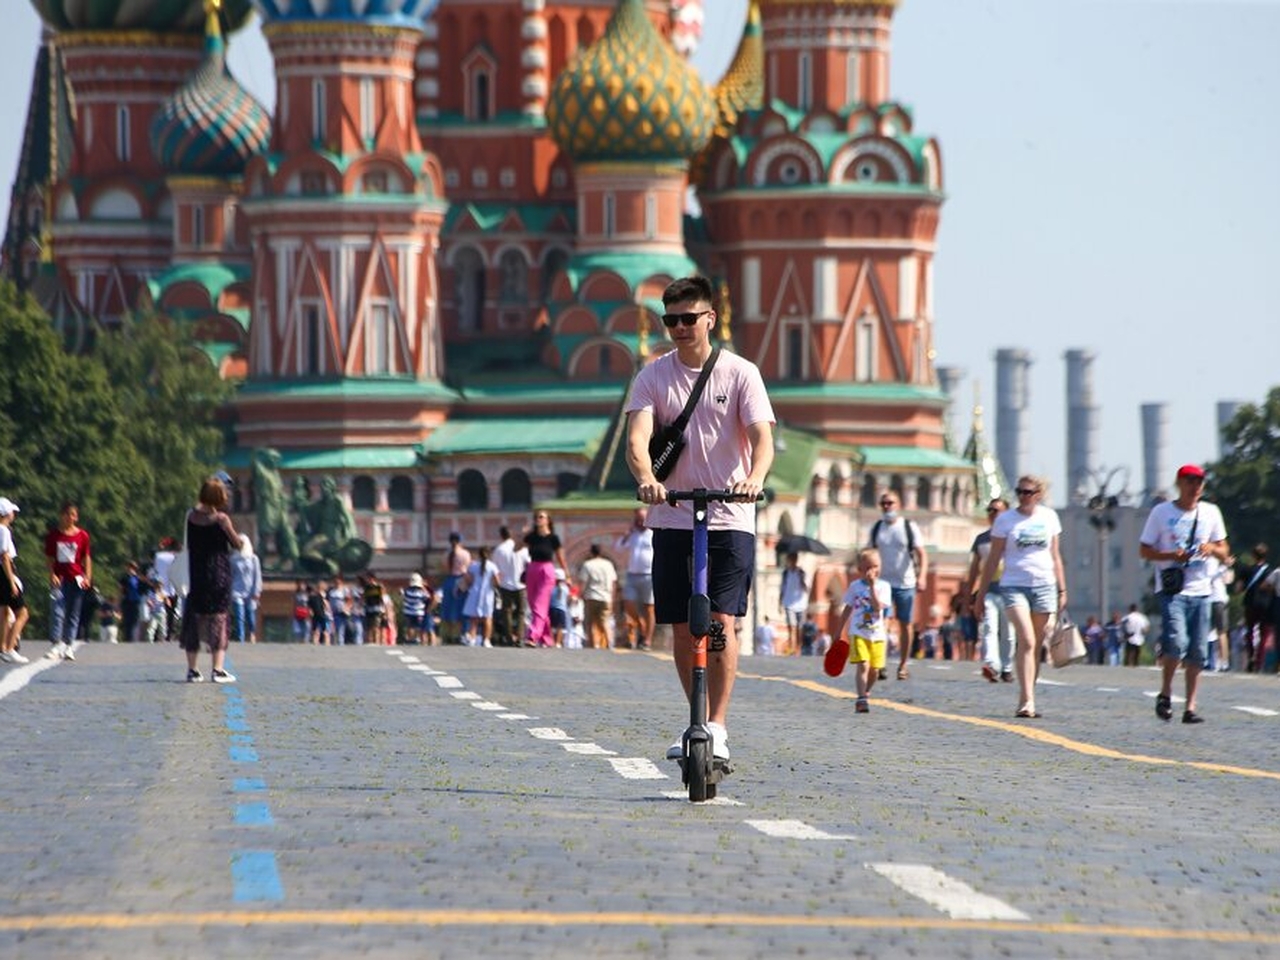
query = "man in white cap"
xmin=0 ymin=498 xmax=30 ymax=663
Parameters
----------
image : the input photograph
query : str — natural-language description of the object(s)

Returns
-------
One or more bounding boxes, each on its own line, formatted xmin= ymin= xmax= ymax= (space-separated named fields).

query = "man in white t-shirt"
xmin=578 ymin=544 xmax=619 ymax=649
xmin=491 ymin=526 xmax=528 ymax=647
xmin=616 ymin=508 xmax=655 ymax=650
xmin=626 ymin=275 xmax=775 ymax=764
xmin=868 ymin=490 xmax=927 ymax=680
xmin=1139 ymin=463 xmax=1230 ymax=724
xmin=778 ymin=552 xmax=808 ymax=656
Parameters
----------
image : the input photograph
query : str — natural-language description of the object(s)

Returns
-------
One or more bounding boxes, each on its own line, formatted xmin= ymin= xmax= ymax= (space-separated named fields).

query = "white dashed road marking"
xmin=867 ymin=863 xmax=1029 ymax=920
xmin=450 ymin=691 xmax=482 ymax=700
xmin=561 ymin=742 xmax=616 ymax=755
xmin=470 ymin=702 xmax=507 ymax=711
xmin=608 ymin=758 xmax=668 ymax=780
xmin=498 ymin=713 xmax=534 ymax=720
xmin=744 ymin=820 xmax=857 ymax=841
xmin=1233 ymin=706 xmax=1280 ymax=717
xmin=433 ymin=676 xmax=464 ymax=689
xmin=527 ymin=727 xmax=572 ymax=741
xmin=661 ymin=791 xmax=743 ymax=805
xmin=1096 ymin=687 xmax=1121 ymax=693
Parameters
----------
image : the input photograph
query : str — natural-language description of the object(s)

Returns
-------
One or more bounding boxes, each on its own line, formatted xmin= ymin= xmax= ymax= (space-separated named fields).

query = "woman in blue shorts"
xmin=974 ymin=476 xmax=1068 ymax=719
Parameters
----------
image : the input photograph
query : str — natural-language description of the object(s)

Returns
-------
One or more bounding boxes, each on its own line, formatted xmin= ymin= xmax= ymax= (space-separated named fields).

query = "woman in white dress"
xmin=462 ymin=546 xmax=500 ymax=647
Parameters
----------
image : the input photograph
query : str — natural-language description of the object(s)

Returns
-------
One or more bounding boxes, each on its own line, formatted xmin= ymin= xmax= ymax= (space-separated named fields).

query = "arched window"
xmin=457 ymin=469 xmax=488 ymax=510
xmin=861 ymin=475 xmax=878 ymax=507
xmin=541 ymin=248 xmax=569 ymax=304
xmin=917 ymin=477 xmax=933 ymax=511
xmin=500 ymin=469 xmax=532 ymax=509
xmin=352 ymin=476 xmax=376 ymax=510
xmin=498 ymin=249 xmax=528 ymax=303
xmin=556 ymin=472 xmax=582 ymax=498
xmin=388 ymin=476 xmax=414 ymax=512
xmin=890 ymin=474 xmax=906 ymax=504
xmin=454 ymin=248 xmax=485 ymax=333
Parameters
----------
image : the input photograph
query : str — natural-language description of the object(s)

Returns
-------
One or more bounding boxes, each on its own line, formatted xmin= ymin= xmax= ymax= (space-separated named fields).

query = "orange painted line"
xmin=743 ymin=672 xmax=1280 ymax=783
xmin=0 ymin=909 xmax=1277 ymax=942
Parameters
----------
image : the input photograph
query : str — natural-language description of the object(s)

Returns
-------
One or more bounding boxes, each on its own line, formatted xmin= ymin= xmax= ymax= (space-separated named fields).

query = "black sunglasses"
xmin=661 ymin=310 xmax=710 ymax=329
xmin=1015 ymin=488 xmax=1038 ymax=496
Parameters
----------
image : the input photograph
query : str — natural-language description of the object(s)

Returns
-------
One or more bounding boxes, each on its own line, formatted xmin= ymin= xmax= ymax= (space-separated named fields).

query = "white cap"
xmin=0 ymin=497 xmax=19 ymax=517
xmin=409 ymin=572 xmax=424 ymax=587
xmin=554 ymin=568 xmax=566 ymax=581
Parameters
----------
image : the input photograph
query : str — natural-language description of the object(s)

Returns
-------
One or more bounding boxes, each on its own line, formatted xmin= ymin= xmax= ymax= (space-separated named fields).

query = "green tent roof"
xmin=419 ymin=417 xmax=610 ymax=458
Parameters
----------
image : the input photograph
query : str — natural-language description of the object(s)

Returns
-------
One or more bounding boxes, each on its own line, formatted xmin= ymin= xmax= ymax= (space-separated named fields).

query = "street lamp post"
xmin=1086 ymin=466 xmax=1128 ymax=626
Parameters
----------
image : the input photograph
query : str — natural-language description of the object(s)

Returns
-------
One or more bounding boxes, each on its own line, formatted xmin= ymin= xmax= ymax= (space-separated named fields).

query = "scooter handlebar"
xmin=660 ymin=489 xmax=765 ymax=506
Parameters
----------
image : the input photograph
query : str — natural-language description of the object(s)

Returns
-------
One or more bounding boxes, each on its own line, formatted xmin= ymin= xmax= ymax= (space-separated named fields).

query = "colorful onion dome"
xmin=31 ymin=0 xmax=252 ymax=33
xmin=150 ymin=5 xmax=271 ymax=176
xmin=546 ymin=0 xmax=715 ymax=163
xmin=711 ymin=0 xmax=763 ymax=138
xmin=250 ymin=0 xmax=440 ymax=28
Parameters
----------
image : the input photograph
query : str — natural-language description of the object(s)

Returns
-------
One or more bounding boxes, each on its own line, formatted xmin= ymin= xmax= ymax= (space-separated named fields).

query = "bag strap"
xmin=1244 ymin=563 xmax=1271 ymax=593
xmin=672 ymin=348 xmax=721 ymax=432
xmin=1181 ymin=507 xmax=1199 ymax=562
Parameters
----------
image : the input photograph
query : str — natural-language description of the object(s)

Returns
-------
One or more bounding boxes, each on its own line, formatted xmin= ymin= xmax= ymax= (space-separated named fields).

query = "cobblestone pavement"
xmin=2 ymin=641 xmax=1279 ymax=959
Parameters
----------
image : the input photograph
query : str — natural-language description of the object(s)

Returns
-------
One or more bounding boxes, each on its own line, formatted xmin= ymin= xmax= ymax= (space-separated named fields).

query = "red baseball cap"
xmin=1176 ymin=463 xmax=1205 ymax=480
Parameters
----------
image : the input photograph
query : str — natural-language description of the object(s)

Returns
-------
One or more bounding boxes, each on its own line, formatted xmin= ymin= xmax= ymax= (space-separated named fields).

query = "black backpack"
xmin=871 ymin=518 xmax=919 ymax=572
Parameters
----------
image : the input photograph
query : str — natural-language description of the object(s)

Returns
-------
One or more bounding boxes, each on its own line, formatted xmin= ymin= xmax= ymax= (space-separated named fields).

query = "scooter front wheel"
xmin=687 ymin=739 xmax=711 ymax=802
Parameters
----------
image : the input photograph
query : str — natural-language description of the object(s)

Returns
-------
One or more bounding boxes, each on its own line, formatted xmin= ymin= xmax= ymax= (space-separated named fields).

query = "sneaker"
xmin=0 ymin=651 xmax=13 ymax=664
xmin=1155 ymin=694 xmax=1173 ymax=722
xmin=666 ymin=724 xmax=731 ymax=761
xmin=211 ymin=668 xmax=236 ymax=684
xmin=9 ymin=651 xmax=29 ymax=664
xmin=45 ymin=643 xmax=66 ymax=660
xmin=855 ymin=697 xmax=870 ymax=713
xmin=999 ymin=671 xmax=1014 ymax=683
xmin=981 ymin=664 xmax=998 ymax=683
xmin=706 ymin=721 xmax=730 ymax=761
xmin=186 ymin=669 xmax=204 ymax=683
xmin=1182 ymin=709 xmax=1205 ymax=724
xmin=62 ymin=645 xmax=75 ymax=662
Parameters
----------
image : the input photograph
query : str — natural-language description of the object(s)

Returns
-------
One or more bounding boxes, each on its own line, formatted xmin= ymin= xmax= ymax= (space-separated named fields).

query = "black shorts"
xmin=0 ymin=576 xmax=24 ymax=612
xmin=651 ymin=528 xmax=755 ymax=625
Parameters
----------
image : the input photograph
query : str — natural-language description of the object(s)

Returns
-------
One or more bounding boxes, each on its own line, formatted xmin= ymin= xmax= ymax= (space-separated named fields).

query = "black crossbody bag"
xmin=648 ymin=348 xmax=720 ymax=482
xmin=1159 ymin=508 xmax=1199 ymax=596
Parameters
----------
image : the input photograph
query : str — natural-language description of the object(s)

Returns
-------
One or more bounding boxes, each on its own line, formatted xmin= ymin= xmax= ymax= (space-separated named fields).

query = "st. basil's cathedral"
xmin=2 ymin=0 xmax=999 ymax=632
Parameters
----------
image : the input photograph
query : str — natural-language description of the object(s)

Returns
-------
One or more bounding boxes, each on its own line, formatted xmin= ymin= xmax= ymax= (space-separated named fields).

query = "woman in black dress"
xmin=181 ymin=476 xmax=245 ymax=683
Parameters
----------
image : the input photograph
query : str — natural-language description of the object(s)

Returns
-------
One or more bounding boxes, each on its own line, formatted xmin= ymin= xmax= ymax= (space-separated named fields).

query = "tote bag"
xmin=1047 ymin=612 xmax=1087 ymax=668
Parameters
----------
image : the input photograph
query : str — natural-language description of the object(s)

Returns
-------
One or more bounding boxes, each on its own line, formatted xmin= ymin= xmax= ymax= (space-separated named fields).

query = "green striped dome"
xmin=546 ymin=0 xmax=715 ymax=163
xmin=31 ymin=0 xmax=253 ymax=33
xmin=150 ymin=16 xmax=270 ymax=176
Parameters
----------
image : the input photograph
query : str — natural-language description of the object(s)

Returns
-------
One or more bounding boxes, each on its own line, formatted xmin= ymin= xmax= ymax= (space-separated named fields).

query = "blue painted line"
xmin=233 ymin=778 xmax=266 ymax=792
xmin=234 ymin=802 xmax=275 ymax=826
xmin=229 ymin=745 xmax=259 ymax=763
xmin=225 ymin=718 xmax=249 ymax=732
xmin=231 ymin=850 xmax=284 ymax=902
xmin=225 ymin=703 xmax=246 ymax=716
xmin=230 ymin=734 xmax=254 ymax=745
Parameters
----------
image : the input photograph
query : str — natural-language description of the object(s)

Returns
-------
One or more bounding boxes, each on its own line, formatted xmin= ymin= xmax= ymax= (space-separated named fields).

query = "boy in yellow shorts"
xmin=832 ymin=548 xmax=892 ymax=713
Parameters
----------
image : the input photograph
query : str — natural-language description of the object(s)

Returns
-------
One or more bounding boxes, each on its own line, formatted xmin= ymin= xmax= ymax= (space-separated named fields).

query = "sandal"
xmin=1015 ymin=708 xmax=1042 ymax=719
xmin=896 ymin=665 xmax=909 ymax=681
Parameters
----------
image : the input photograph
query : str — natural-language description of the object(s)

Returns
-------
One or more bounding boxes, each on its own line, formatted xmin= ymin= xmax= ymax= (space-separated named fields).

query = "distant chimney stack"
xmin=994 ymin=348 xmax=1032 ymax=484
xmin=936 ymin=365 xmax=965 ymax=445
xmin=1065 ymin=349 xmax=1099 ymax=504
xmin=1141 ymin=402 xmax=1169 ymax=504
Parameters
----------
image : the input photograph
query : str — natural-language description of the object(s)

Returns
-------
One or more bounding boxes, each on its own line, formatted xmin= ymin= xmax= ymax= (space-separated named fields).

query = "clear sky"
xmin=3 ymin=0 xmax=1277 ymax=503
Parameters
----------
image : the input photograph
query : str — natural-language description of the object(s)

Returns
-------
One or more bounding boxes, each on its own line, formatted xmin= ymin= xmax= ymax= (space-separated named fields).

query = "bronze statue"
xmin=252 ymin=448 xmax=299 ymax=570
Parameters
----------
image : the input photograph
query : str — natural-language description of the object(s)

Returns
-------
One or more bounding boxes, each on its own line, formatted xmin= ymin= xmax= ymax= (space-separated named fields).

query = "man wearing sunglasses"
xmin=625 ymin=276 xmax=775 ymax=764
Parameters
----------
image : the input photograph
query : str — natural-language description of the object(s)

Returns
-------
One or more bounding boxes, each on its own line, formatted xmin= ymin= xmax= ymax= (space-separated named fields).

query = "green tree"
xmin=0 ymin=281 xmax=232 ymax=636
xmin=1206 ymin=387 xmax=1280 ymax=558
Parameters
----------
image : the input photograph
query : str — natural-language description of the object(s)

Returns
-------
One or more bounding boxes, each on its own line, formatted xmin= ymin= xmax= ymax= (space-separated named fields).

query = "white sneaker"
xmin=45 ymin=644 xmax=66 ymax=660
xmin=0 ymin=651 xmax=13 ymax=664
xmin=62 ymin=645 xmax=76 ymax=662
xmin=9 ymin=651 xmax=29 ymax=664
xmin=211 ymin=668 xmax=237 ymax=684
xmin=666 ymin=724 xmax=730 ymax=761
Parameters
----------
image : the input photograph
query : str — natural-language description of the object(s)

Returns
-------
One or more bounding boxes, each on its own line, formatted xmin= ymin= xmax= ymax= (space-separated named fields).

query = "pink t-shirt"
xmin=626 ymin=349 xmax=775 ymax=533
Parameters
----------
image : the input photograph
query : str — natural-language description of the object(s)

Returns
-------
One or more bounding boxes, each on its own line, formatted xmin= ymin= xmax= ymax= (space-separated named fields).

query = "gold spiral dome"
xmin=546 ymin=0 xmax=716 ymax=163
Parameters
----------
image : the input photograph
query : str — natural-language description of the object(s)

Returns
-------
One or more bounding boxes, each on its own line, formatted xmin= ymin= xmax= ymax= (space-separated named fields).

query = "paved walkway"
xmin=2 ymin=641 xmax=1278 ymax=958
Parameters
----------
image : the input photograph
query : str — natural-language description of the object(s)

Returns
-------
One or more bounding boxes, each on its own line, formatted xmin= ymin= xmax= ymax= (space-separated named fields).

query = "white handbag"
xmin=1047 ymin=612 xmax=1087 ymax=668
